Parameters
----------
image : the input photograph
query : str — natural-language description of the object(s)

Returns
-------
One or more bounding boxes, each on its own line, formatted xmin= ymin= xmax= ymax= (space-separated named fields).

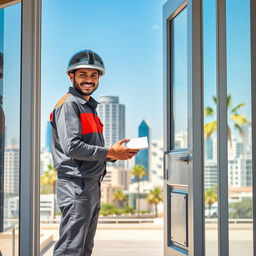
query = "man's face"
xmin=69 ymin=68 xmax=100 ymax=96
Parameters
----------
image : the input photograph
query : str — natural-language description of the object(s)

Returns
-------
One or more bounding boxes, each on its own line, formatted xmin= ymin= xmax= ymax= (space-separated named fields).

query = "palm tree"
xmin=147 ymin=187 xmax=163 ymax=217
xmin=112 ymin=190 xmax=126 ymax=208
xmin=205 ymin=186 xmax=218 ymax=218
xmin=204 ymin=95 xmax=250 ymax=146
xmin=41 ymin=164 xmax=57 ymax=218
xmin=130 ymin=164 xmax=146 ymax=217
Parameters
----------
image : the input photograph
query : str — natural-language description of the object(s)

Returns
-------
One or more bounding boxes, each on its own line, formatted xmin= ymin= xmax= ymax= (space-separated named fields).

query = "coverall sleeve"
xmin=55 ymin=102 xmax=109 ymax=161
xmin=106 ymin=157 xmax=117 ymax=163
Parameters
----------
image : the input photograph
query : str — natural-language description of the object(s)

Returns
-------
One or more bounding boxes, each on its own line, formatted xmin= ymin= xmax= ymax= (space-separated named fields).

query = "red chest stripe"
xmin=80 ymin=113 xmax=103 ymax=134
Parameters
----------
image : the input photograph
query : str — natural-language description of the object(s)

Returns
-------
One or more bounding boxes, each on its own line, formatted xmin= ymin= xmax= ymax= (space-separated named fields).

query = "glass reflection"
xmin=170 ymin=8 xmax=188 ymax=149
xmin=0 ymin=10 xmax=4 ymax=235
xmin=226 ymin=0 xmax=252 ymax=255
xmin=0 ymin=4 xmax=21 ymax=256
xmin=203 ymin=1 xmax=218 ymax=255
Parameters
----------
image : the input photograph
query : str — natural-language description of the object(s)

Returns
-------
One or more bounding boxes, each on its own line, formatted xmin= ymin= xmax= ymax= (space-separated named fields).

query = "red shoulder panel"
xmin=80 ymin=113 xmax=103 ymax=134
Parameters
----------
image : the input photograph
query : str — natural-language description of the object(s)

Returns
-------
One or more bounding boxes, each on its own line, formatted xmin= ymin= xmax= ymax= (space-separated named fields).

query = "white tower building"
xmin=4 ymin=145 xmax=19 ymax=194
xmin=98 ymin=96 xmax=125 ymax=166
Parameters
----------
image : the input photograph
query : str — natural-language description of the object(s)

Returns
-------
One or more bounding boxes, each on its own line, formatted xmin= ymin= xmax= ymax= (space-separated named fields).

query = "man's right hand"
xmin=106 ymin=139 xmax=139 ymax=160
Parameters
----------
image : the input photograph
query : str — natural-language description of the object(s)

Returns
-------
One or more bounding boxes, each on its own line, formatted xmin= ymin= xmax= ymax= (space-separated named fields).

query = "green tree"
xmin=130 ymin=164 xmax=146 ymax=217
xmin=229 ymin=199 xmax=252 ymax=219
xmin=41 ymin=164 xmax=57 ymax=218
xmin=147 ymin=187 xmax=163 ymax=217
xmin=204 ymin=95 xmax=250 ymax=146
xmin=112 ymin=190 xmax=126 ymax=208
xmin=100 ymin=203 xmax=116 ymax=216
xmin=205 ymin=186 xmax=218 ymax=218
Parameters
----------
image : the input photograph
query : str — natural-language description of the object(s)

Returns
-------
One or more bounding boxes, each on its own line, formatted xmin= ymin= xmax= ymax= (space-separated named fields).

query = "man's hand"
xmin=107 ymin=139 xmax=139 ymax=160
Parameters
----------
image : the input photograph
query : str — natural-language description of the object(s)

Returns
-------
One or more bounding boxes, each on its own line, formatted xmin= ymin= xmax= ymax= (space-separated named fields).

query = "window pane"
xmin=203 ymin=1 xmax=219 ymax=255
xmin=226 ymin=0 xmax=252 ymax=255
xmin=0 ymin=3 xmax=21 ymax=256
xmin=170 ymin=8 xmax=188 ymax=149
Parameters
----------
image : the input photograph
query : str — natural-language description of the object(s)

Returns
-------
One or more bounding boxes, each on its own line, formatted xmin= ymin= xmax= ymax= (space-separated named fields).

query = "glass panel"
xmin=40 ymin=1 xmax=166 ymax=255
xmin=226 ymin=0 xmax=252 ymax=255
xmin=0 ymin=3 xmax=21 ymax=256
xmin=203 ymin=1 xmax=218 ymax=255
xmin=170 ymin=8 xmax=188 ymax=149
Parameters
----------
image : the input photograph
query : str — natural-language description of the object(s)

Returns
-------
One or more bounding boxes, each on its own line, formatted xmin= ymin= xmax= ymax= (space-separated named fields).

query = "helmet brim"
xmin=67 ymin=63 xmax=105 ymax=75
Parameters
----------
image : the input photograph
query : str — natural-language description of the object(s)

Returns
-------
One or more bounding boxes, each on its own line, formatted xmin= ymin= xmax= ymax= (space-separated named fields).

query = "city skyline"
xmin=1 ymin=1 xmax=252 ymax=150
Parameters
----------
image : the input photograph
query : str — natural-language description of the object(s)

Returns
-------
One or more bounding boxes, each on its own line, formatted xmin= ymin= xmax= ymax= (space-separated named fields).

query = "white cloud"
xmin=152 ymin=25 xmax=160 ymax=30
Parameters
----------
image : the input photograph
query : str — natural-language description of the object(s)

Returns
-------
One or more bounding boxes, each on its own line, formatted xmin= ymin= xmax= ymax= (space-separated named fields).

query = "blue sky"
xmin=41 ymin=0 xmax=166 ymax=147
xmin=203 ymin=0 xmax=251 ymax=140
xmin=1 ymin=0 xmax=252 ymax=147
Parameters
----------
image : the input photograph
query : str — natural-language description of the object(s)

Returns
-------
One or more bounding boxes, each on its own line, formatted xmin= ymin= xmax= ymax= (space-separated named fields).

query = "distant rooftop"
xmin=99 ymin=96 xmax=119 ymax=104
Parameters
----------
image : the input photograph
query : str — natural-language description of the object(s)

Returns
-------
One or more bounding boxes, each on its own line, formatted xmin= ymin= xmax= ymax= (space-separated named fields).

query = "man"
xmin=50 ymin=49 xmax=138 ymax=256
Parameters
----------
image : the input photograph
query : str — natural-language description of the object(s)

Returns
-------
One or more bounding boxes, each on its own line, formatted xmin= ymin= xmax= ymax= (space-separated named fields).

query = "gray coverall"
xmin=50 ymin=86 xmax=110 ymax=256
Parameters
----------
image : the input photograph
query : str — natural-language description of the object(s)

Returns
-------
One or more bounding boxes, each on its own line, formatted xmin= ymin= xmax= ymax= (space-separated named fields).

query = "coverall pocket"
xmin=56 ymin=179 xmax=76 ymax=209
xmin=73 ymin=179 xmax=88 ymax=200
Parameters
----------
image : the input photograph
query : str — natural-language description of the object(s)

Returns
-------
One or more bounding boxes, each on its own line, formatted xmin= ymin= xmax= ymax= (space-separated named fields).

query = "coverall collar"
xmin=69 ymin=86 xmax=99 ymax=110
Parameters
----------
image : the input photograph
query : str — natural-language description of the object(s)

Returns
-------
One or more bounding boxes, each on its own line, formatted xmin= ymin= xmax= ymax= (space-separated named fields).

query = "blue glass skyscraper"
xmin=133 ymin=120 xmax=150 ymax=182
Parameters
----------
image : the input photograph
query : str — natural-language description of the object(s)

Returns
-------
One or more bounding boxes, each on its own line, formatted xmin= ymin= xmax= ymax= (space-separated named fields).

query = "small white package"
xmin=126 ymin=136 xmax=148 ymax=150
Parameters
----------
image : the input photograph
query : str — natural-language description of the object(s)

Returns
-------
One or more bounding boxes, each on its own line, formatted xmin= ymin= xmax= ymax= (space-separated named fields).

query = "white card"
xmin=126 ymin=136 xmax=148 ymax=150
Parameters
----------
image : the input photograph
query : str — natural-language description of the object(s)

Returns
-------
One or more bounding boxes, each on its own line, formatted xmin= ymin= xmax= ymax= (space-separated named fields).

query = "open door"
xmin=163 ymin=0 xmax=204 ymax=255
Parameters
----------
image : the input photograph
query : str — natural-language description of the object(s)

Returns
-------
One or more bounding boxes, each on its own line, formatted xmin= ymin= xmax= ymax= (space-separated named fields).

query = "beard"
xmin=73 ymin=79 xmax=98 ymax=96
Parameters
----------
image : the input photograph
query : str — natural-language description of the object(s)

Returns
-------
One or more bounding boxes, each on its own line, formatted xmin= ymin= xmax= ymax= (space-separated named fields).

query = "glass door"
xmin=163 ymin=0 xmax=204 ymax=255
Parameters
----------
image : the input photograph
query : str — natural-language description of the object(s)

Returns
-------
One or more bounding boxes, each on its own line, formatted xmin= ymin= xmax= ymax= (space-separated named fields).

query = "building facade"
xmin=134 ymin=120 xmax=150 ymax=182
xmin=98 ymin=96 xmax=125 ymax=167
xmin=98 ymin=96 xmax=125 ymax=148
xmin=4 ymin=146 xmax=19 ymax=194
xmin=150 ymin=138 xmax=164 ymax=187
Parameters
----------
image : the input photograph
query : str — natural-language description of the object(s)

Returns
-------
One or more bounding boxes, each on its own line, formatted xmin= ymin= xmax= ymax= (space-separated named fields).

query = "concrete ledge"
xmin=40 ymin=233 xmax=54 ymax=252
xmin=41 ymin=222 xmax=163 ymax=230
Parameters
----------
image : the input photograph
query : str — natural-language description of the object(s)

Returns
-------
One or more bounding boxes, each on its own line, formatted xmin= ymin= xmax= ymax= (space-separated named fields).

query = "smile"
xmin=81 ymin=84 xmax=94 ymax=89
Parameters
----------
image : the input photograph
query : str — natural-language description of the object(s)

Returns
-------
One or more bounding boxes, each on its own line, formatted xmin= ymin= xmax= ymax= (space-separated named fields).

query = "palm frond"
xmin=204 ymin=107 xmax=215 ymax=117
xmin=227 ymin=94 xmax=232 ymax=109
xmin=212 ymin=95 xmax=217 ymax=104
xmin=234 ymin=123 xmax=244 ymax=135
xmin=230 ymin=103 xmax=246 ymax=113
xmin=228 ymin=126 xmax=232 ymax=147
xmin=204 ymin=121 xmax=217 ymax=138
xmin=230 ymin=114 xmax=250 ymax=126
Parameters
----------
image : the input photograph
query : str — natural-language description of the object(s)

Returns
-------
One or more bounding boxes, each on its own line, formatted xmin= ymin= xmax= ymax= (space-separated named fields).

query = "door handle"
xmin=164 ymin=151 xmax=169 ymax=180
xmin=176 ymin=155 xmax=192 ymax=164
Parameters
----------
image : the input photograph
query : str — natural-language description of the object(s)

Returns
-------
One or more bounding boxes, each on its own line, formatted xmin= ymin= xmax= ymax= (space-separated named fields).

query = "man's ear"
xmin=68 ymin=72 xmax=74 ymax=83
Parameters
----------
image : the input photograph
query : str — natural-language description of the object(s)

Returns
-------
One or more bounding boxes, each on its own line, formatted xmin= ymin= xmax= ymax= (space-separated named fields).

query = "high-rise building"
xmin=204 ymin=160 xmax=217 ymax=189
xmin=134 ymin=120 xmax=150 ymax=182
xmin=98 ymin=96 xmax=125 ymax=166
xmin=45 ymin=121 xmax=52 ymax=152
xmin=150 ymin=138 xmax=164 ymax=186
xmin=4 ymin=145 xmax=19 ymax=194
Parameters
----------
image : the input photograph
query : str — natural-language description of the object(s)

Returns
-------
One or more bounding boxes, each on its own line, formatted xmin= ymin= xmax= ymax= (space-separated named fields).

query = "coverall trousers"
xmin=53 ymin=176 xmax=101 ymax=256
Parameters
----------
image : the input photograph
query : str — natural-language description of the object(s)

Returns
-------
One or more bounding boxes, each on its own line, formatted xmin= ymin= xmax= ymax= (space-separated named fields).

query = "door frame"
xmin=163 ymin=0 xmax=204 ymax=255
xmin=20 ymin=0 xmax=41 ymax=255
xmin=0 ymin=0 xmax=41 ymax=255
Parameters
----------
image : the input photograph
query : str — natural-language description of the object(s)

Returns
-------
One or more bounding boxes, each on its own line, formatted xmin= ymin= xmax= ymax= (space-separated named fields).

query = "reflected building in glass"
xmin=0 ymin=9 xmax=4 ymax=233
xmin=4 ymin=146 xmax=19 ymax=194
